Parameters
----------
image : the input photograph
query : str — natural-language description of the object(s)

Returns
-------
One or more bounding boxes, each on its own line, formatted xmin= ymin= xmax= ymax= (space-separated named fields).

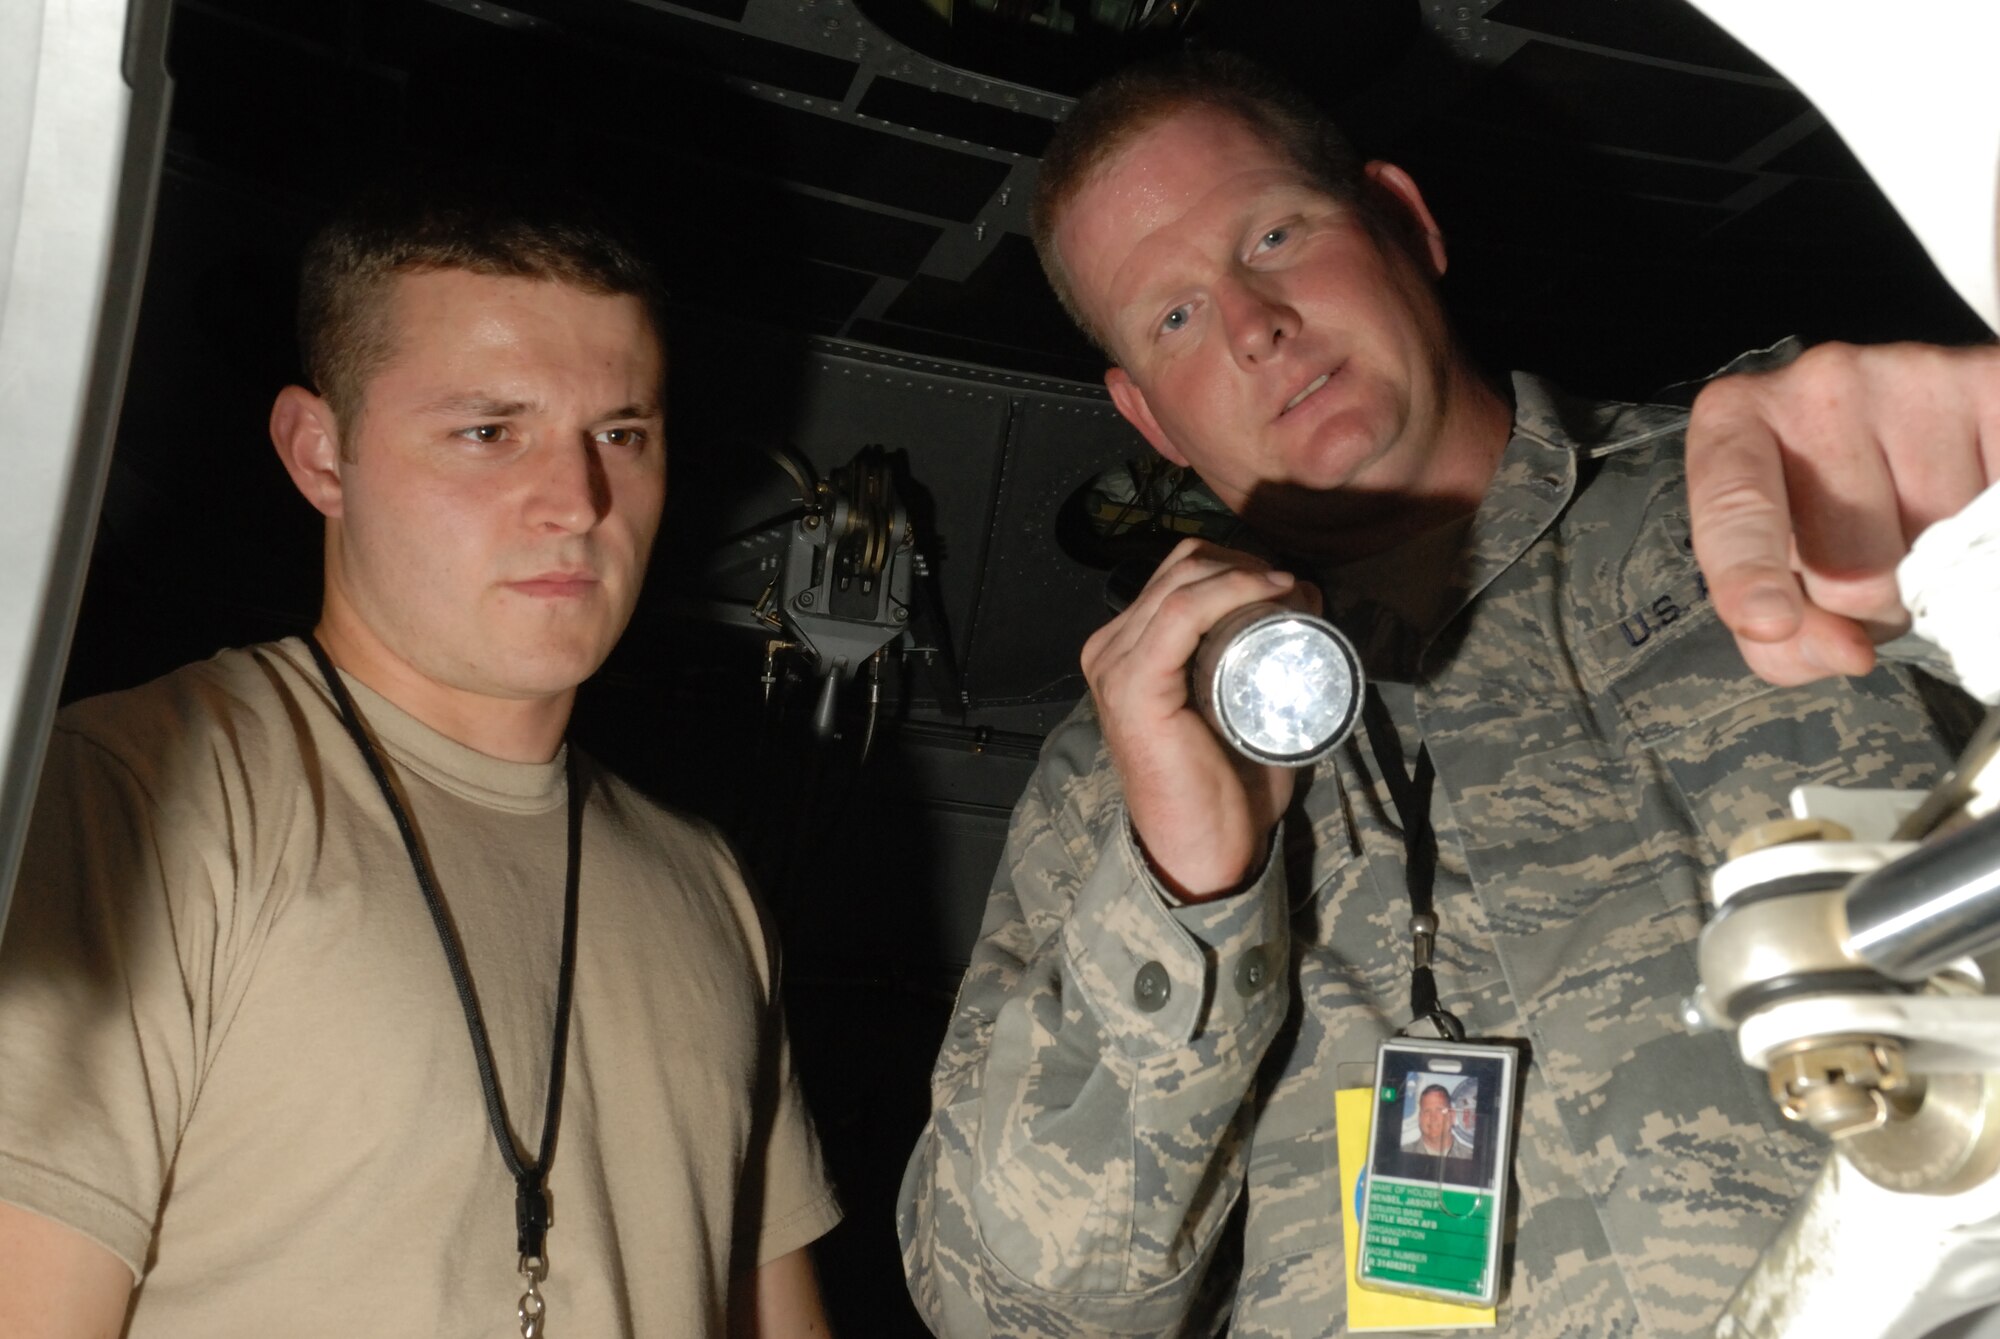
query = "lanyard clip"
xmin=518 ymin=1254 xmax=547 ymax=1339
xmin=1409 ymin=911 xmax=1439 ymax=970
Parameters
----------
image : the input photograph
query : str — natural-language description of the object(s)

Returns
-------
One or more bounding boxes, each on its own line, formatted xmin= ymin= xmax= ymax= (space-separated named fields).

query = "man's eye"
xmin=597 ymin=427 xmax=647 ymax=448
xmin=1159 ymin=305 xmax=1191 ymax=335
xmin=460 ymin=424 xmax=507 ymax=444
xmin=1256 ymin=226 xmax=1291 ymax=252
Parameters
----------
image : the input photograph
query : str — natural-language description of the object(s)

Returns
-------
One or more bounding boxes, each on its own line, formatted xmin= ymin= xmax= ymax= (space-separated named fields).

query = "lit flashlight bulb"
xmin=1190 ymin=603 xmax=1364 ymax=768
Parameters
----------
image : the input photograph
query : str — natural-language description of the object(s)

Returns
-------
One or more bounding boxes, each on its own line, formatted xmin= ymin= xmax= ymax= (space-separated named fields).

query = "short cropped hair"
xmin=1030 ymin=50 xmax=1370 ymax=350
xmin=298 ymin=168 xmax=666 ymax=432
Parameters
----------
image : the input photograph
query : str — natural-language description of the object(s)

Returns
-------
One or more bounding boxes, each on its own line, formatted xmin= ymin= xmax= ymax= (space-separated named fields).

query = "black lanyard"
xmin=304 ymin=636 xmax=580 ymax=1320
xmin=1359 ymin=685 xmax=1464 ymax=1041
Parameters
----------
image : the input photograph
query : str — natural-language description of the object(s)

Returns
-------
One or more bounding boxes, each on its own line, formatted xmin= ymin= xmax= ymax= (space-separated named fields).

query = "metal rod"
xmin=1845 ymin=809 xmax=2000 ymax=981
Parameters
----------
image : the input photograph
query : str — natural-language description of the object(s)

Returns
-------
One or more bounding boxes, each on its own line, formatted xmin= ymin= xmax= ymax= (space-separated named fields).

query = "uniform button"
xmin=1235 ymin=946 xmax=1272 ymax=997
xmin=1133 ymin=961 xmax=1172 ymax=1012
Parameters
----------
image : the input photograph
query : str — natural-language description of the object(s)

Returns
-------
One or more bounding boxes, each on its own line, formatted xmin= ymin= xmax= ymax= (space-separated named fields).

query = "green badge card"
xmin=1355 ymin=1038 xmax=1518 ymax=1310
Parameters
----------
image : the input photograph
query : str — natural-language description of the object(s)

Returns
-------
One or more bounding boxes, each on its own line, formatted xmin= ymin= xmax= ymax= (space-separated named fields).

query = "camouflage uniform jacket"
xmin=898 ymin=372 xmax=1967 ymax=1338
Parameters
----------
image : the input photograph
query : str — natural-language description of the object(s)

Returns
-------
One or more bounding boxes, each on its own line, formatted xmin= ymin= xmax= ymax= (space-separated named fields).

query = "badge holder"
xmin=1354 ymin=1033 xmax=1517 ymax=1309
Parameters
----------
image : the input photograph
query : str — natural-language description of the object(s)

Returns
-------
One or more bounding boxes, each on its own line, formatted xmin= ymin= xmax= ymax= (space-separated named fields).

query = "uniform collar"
xmin=1446 ymin=372 xmax=1586 ymax=616
xmin=1434 ymin=373 xmax=1689 ymax=656
xmin=1315 ymin=373 xmax=1689 ymax=677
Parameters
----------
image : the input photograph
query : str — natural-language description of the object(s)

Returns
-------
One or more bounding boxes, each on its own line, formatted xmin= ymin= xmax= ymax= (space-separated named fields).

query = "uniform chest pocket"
xmin=1588 ymin=592 xmax=1777 ymax=747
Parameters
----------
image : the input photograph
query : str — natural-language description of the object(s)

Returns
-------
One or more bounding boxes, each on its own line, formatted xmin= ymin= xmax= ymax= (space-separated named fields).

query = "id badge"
xmin=1355 ymin=1036 xmax=1517 ymax=1309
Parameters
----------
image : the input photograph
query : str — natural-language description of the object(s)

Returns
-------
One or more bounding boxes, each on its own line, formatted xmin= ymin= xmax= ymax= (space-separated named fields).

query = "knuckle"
xmin=1691 ymin=376 xmax=1752 ymax=419
xmin=1796 ymin=340 xmax=1861 ymax=376
xmin=1805 ymin=338 xmax=1859 ymax=361
xmin=1691 ymin=476 xmax=1786 ymax=542
xmin=1233 ymin=551 xmax=1274 ymax=576
xmin=1157 ymin=584 xmax=1202 ymax=623
xmin=1080 ymin=621 xmax=1118 ymax=669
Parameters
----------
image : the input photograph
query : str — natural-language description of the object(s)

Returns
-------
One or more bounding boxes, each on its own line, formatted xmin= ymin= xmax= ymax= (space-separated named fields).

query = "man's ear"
xmin=269 ymin=385 xmax=346 ymax=519
xmin=1105 ymin=367 xmax=1190 ymax=468
xmin=1364 ymin=160 xmax=1448 ymax=279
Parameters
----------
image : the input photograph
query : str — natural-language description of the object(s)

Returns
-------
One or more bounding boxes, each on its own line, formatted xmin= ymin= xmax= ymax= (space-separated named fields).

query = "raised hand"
xmin=1687 ymin=341 xmax=2000 ymax=685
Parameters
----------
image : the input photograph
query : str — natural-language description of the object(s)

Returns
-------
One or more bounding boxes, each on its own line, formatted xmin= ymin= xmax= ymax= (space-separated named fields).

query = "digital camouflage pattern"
xmin=899 ymin=371 xmax=1972 ymax=1338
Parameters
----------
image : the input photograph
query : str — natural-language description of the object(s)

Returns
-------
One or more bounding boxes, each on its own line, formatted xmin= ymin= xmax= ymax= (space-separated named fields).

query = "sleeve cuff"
xmin=1876 ymin=628 xmax=1959 ymax=683
xmin=0 ymin=1152 xmax=151 ymax=1283
xmin=1059 ymin=806 xmax=1289 ymax=1058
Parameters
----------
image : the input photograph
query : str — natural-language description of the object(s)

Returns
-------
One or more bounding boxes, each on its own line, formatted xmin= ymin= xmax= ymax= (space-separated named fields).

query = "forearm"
xmin=730 ymin=1247 xmax=831 ymax=1339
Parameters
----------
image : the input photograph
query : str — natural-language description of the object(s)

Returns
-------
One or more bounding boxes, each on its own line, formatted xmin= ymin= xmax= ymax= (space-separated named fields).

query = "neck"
xmin=311 ymin=605 xmax=574 ymax=765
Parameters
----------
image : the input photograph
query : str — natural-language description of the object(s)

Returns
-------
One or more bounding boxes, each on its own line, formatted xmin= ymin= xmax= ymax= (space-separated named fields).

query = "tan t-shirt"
xmin=0 ymin=640 xmax=839 ymax=1336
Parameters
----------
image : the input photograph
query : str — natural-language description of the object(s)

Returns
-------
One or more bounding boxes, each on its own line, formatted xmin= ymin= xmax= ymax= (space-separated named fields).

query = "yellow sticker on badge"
xmin=1336 ymin=1086 xmax=1497 ymax=1331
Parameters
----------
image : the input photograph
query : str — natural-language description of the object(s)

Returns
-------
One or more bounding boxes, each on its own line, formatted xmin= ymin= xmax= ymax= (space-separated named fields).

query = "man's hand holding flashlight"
xmin=1082 ymin=538 xmax=1320 ymax=902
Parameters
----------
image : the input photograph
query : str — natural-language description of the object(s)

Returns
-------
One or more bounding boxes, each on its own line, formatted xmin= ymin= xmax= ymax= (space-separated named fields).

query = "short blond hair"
xmin=1031 ymin=51 xmax=1370 ymax=351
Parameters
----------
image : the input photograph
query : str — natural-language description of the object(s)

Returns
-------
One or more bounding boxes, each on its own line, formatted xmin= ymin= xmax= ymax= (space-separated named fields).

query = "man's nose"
xmin=1217 ymin=271 xmax=1299 ymax=367
xmin=528 ymin=438 xmax=611 ymax=533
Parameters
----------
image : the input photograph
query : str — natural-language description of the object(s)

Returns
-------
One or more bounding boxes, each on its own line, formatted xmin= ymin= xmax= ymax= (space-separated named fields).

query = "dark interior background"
xmin=65 ymin=0 xmax=1988 ymax=1329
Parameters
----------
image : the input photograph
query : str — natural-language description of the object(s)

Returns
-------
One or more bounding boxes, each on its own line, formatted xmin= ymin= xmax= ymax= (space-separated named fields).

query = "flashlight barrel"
xmin=1189 ymin=602 xmax=1365 ymax=768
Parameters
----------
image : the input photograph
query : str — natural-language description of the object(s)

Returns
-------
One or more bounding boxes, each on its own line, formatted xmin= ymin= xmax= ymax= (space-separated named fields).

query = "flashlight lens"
xmin=1217 ymin=619 xmax=1357 ymax=761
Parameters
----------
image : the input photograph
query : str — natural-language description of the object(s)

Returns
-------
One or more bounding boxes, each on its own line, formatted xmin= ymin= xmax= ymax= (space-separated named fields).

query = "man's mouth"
xmin=1281 ymin=371 xmax=1332 ymax=415
xmin=508 ymin=571 xmax=599 ymax=597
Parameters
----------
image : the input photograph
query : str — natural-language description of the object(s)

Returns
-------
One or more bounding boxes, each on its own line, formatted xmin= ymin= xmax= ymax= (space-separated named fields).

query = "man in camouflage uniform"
xmin=898 ymin=52 xmax=1998 ymax=1337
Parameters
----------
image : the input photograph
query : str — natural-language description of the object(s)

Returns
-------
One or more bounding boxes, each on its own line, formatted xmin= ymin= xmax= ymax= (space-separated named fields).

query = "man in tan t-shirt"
xmin=0 ymin=179 xmax=839 ymax=1336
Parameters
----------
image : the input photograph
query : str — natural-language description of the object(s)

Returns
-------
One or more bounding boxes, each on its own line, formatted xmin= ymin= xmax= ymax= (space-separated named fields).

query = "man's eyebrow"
xmin=417 ymin=394 xmax=535 ymax=418
xmin=1108 ymin=258 xmax=1177 ymax=328
xmin=413 ymin=395 xmax=662 ymax=420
